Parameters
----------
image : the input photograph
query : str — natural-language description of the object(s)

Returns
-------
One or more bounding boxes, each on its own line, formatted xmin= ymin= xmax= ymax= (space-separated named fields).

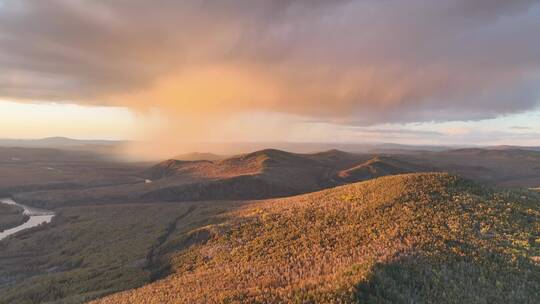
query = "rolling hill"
xmin=142 ymin=149 xmax=433 ymax=202
xmin=12 ymin=147 xmax=540 ymax=209
xmin=2 ymin=147 xmax=540 ymax=304
xmin=94 ymin=173 xmax=540 ymax=303
xmin=144 ymin=149 xmax=360 ymax=198
xmin=14 ymin=149 xmax=433 ymax=208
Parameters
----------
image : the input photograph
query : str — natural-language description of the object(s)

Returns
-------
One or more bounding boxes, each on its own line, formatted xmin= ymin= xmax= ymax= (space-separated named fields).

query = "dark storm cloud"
xmin=1 ymin=0 xmax=540 ymax=124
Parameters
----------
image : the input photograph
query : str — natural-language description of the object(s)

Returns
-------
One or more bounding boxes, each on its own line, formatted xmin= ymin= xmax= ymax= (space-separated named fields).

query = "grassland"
xmin=0 ymin=200 xmax=243 ymax=304
xmin=95 ymin=173 xmax=540 ymax=303
xmin=0 ymin=203 xmax=28 ymax=232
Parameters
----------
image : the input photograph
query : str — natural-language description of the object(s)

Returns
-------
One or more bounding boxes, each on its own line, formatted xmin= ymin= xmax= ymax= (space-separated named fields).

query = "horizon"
xmin=2 ymin=135 xmax=540 ymax=148
xmin=1 ymin=99 xmax=540 ymax=145
xmin=2 ymin=135 xmax=540 ymax=162
xmin=4 ymin=134 xmax=540 ymax=148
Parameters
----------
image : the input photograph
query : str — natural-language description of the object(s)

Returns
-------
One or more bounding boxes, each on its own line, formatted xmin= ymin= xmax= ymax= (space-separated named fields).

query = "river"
xmin=0 ymin=198 xmax=55 ymax=241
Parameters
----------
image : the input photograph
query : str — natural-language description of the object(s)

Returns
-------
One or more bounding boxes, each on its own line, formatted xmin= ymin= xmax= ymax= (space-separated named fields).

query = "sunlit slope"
xmin=95 ymin=173 xmax=540 ymax=303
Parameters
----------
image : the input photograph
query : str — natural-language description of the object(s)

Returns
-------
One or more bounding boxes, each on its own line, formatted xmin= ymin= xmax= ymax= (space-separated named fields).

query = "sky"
xmin=1 ymin=0 xmax=540 ymax=153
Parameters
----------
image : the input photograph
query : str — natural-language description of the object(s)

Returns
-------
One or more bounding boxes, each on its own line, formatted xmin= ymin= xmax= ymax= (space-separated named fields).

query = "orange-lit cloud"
xmin=1 ymin=0 xmax=540 ymax=156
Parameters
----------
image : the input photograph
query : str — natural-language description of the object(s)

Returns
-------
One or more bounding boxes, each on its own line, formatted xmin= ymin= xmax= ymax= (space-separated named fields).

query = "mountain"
xmin=16 ymin=146 xmax=540 ymax=209
xmin=12 ymin=149 xmax=436 ymax=208
xmin=141 ymin=149 xmax=436 ymax=203
xmin=155 ymin=148 xmax=540 ymax=191
xmin=11 ymin=147 xmax=540 ymax=209
xmin=141 ymin=149 xmax=373 ymax=201
xmin=2 ymin=147 xmax=540 ymax=303
xmin=93 ymin=173 xmax=540 ymax=303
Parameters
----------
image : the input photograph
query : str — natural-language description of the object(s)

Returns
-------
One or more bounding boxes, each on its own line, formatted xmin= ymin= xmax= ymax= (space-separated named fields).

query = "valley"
xmin=0 ymin=146 xmax=539 ymax=303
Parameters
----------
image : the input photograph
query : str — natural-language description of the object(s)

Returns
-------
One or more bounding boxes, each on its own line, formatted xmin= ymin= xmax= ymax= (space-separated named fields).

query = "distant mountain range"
xmin=2 ymin=137 xmax=540 ymax=157
xmin=12 ymin=149 xmax=431 ymax=207
xmin=489 ymin=145 xmax=540 ymax=151
xmin=12 ymin=146 xmax=540 ymax=208
xmin=0 ymin=137 xmax=123 ymax=148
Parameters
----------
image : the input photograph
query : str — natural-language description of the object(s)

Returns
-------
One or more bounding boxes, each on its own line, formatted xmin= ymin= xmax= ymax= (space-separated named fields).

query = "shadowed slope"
xmin=94 ymin=173 xmax=540 ymax=303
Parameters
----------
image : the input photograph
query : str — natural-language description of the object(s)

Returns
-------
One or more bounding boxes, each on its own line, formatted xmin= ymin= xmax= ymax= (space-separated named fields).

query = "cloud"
xmin=443 ymin=129 xmax=540 ymax=145
xmin=1 ymin=0 xmax=540 ymax=127
xmin=345 ymin=127 xmax=444 ymax=137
